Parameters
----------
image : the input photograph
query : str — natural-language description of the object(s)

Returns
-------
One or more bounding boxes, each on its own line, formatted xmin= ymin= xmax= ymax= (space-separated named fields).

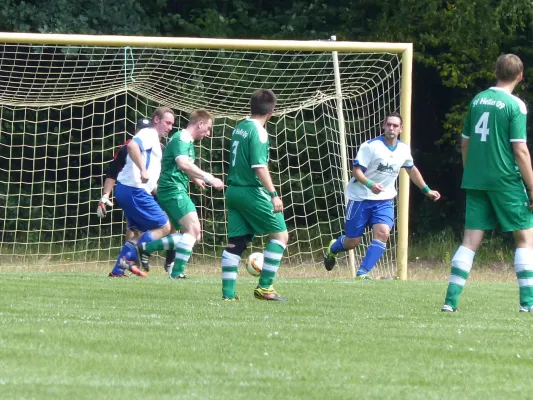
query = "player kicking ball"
xmin=324 ymin=112 xmax=440 ymax=278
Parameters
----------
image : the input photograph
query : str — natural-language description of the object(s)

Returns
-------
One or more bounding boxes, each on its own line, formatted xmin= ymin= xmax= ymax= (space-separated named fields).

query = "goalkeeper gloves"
xmin=97 ymin=196 xmax=113 ymax=218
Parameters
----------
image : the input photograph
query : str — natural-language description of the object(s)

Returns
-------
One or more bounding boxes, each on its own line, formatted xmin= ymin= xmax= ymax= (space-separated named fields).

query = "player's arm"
xmin=460 ymin=138 xmax=469 ymax=167
xmin=513 ymin=142 xmax=533 ymax=192
xmin=127 ymin=140 xmax=149 ymax=183
xmin=176 ymin=157 xmax=224 ymax=189
xmin=405 ymin=166 xmax=441 ymax=202
xmin=96 ymin=149 xmax=126 ymax=218
xmin=254 ymin=166 xmax=283 ymax=213
xmin=352 ymin=166 xmax=382 ymax=194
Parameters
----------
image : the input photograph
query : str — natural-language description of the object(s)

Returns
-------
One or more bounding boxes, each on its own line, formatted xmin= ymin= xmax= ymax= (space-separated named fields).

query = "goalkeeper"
xmin=324 ymin=112 xmax=440 ymax=278
xmin=96 ymin=117 xmax=177 ymax=277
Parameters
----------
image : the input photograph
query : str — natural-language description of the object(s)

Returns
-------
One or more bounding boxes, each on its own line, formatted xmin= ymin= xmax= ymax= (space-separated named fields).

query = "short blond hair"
xmin=495 ymin=54 xmax=523 ymax=83
xmin=189 ymin=109 xmax=214 ymax=125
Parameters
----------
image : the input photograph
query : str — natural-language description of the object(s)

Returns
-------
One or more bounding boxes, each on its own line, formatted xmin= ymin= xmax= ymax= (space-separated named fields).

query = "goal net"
xmin=0 ymin=35 xmax=411 ymax=278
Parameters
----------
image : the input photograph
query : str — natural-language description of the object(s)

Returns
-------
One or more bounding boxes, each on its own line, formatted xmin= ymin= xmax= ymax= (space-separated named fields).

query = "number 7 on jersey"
xmin=231 ymin=141 xmax=239 ymax=166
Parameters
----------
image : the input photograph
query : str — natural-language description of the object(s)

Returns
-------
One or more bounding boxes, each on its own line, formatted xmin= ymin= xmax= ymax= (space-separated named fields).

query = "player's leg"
xmin=168 ymin=211 xmax=200 ymax=279
xmin=221 ymin=232 xmax=253 ymax=301
xmin=442 ymin=190 xmax=493 ymax=311
xmin=139 ymin=191 xmax=195 ymax=278
xmin=242 ymin=188 xmax=289 ymax=301
xmin=355 ymin=200 xmax=394 ymax=279
xmin=490 ymin=188 xmax=533 ymax=311
xmin=254 ymin=228 xmax=289 ymax=301
xmin=221 ymin=186 xmax=255 ymax=300
xmin=324 ymin=199 xmax=368 ymax=271
xmin=113 ymin=183 xmax=170 ymax=276
xmin=109 ymin=229 xmax=141 ymax=277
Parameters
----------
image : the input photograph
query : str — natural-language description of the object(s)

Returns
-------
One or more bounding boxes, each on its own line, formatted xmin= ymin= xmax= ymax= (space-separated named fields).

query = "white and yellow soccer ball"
xmin=246 ymin=252 xmax=264 ymax=277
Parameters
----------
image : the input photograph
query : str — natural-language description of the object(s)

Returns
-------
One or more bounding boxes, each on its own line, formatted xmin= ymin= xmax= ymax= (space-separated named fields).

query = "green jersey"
xmin=158 ymin=129 xmax=195 ymax=192
xmin=461 ymin=87 xmax=527 ymax=191
xmin=227 ymin=118 xmax=269 ymax=187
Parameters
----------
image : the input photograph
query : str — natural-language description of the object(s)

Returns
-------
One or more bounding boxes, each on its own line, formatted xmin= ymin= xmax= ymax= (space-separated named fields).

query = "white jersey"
xmin=117 ymin=127 xmax=162 ymax=193
xmin=345 ymin=136 xmax=414 ymax=201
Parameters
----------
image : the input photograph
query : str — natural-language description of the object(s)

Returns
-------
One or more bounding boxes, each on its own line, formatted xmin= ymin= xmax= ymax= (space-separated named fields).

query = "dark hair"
xmin=495 ymin=54 xmax=523 ymax=83
xmin=384 ymin=112 xmax=403 ymax=125
xmin=152 ymin=106 xmax=174 ymax=121
xmin=189 ymin=109 xmax=214 ymax=125
xmin=250 ymin=89 xmax=276 ymax=116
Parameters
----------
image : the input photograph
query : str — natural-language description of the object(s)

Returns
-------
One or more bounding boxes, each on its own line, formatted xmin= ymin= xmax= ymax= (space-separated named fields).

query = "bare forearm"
xmin=127 ymin=142 xmax=146 ymax=173
xmin=516 ymin=152 xmax=533 ymax=190
xmin=102 ymin=178 xmax=116 ymax=197
xmin=177 ymin=158 xmax=213 ymax=181
xmin=254 ymin=166 xmax=276 ymax=193
xmin=461 ymin=139 xmax=469 ymax=167
xmin=352 ymin=167 xmax=371 ymax=185
xmin=405 ymin=166 xmax=427 ymax=189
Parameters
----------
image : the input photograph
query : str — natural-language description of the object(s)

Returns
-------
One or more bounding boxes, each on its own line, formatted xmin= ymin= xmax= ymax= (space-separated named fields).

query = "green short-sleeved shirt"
xmin=227 ymin=118 xmax=269 ymax=187
xmin=158 ymin=129 xmax=195 ymax=193
xmin=461 ymin=87 xmax=527 ymax=191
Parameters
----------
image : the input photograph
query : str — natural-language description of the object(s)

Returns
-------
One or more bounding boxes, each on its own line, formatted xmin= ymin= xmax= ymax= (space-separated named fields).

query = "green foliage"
xmin=2 ymin=0 xmax=533 ymax=236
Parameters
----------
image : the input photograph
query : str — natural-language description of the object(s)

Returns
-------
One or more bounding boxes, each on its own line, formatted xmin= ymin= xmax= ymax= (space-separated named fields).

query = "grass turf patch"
xmin=0 ymin=273 xmax=532 ymax=399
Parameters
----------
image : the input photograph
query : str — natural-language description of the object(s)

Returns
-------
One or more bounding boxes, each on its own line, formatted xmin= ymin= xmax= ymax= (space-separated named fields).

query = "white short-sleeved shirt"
xmin=345 ymin=136 xmax=414 ymax=201
xmin=117 ymin=127 xmax=162 ymax=193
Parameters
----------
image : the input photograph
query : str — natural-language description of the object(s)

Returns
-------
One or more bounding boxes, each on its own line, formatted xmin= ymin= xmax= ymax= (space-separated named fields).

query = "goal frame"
xmin=0 ymin=31 xmax=413 ymax=280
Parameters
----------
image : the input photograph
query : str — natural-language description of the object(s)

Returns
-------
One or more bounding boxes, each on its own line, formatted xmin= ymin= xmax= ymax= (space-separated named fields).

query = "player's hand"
xmin=272 ymin=196 xmax=283 ymax=213
xmin=96 ymin=196 xmax=113 ymax=218
xmin=192 ymin=177 xmax=206 ymax=190
xmin=426 ymin=190 xmax=441 ymax=202
xmin=370 ymin=183 xmax=384 ymax=195
xmin=528 ymin=190 xmax=533 ymax=210
xmin=140 ymin=169 xmax=150 ymax=183
xmin=210 ymin=177 xmax=225 ymax=190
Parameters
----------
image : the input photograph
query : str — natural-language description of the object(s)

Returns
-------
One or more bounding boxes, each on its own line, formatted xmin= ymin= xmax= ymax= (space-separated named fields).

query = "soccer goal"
xmin=0 ymin=32 xmax=412 ymax=279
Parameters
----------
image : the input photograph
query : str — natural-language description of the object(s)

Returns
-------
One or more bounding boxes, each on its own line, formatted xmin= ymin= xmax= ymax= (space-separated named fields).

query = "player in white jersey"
xmin=110 ymin=106 xmax=175 ymax=277
xmin=324 ymin=113 xmax=441 ymax=278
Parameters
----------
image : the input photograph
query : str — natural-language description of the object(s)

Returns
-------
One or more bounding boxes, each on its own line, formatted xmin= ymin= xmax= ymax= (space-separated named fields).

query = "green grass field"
xmin=0 ymin=272 xmax=532 ymax=399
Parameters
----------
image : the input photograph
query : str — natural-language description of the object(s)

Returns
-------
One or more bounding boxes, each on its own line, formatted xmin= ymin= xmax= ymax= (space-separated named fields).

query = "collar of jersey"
xmin=377 ymin=135 xmax=398 ymax=151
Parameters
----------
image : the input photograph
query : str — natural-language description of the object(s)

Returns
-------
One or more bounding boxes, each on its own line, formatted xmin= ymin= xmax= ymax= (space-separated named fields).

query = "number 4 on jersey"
xmin=475 ymin=112 xmax=490 ymax=142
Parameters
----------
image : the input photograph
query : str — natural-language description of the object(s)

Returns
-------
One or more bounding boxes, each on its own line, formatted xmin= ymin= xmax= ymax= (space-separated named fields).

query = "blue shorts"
xmin=115 ymin=182 xmax=168 ymax=232
xmin=345 ymin=199 xmax=394 ymax=238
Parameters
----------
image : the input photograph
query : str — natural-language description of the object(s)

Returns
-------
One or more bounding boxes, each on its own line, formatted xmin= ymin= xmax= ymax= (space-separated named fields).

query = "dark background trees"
xmin=1 ymin=0 xmax=533 ymax=242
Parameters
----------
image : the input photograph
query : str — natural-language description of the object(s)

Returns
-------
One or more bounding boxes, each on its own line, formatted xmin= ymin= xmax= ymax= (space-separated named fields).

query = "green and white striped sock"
xmin=258 ymin=239 xmax=286 ymax=289
xmin=444 ymin=246 xmax=474 ymax=309
xmin=170 ymin=233 xmax=196 ymax=278
xmin=221 ymin=250 xmax=240 ymax=299
xmin=143 ymin=233 xmax=182 ymax=253
xmin=514 ymin=248 xmax=533 ymax=308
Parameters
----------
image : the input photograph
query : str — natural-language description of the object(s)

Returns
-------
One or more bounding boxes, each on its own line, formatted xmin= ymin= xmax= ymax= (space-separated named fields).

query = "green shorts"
xmin=156 ymin=188 xmax=196 ymax=230
xmin=225 ymin=185 xmax=287 ymax=238
xmin=465 ymin=189 xmax=533 ymax=232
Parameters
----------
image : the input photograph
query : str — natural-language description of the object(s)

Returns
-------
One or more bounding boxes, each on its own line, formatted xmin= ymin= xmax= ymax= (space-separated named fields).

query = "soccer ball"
xmin=246 ymin=252 xmax=263 ymax=277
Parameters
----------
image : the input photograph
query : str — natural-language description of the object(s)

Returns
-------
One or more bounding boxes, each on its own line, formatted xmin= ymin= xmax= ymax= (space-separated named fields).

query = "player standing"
xmin=442 ymin=54 xmax=533 ymax=312
xmin=220 ymin=89 xmax=289 ymax=301
xmin=324 ymin=112 xmax=440 ymax=278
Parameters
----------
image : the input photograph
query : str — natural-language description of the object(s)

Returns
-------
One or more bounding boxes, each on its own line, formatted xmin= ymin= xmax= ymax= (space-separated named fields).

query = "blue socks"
xmin=331 ymin=235 xmax=346 ymax=254
xmin=357 ymin=239 xmax=387 ymax=276
xmin=111 ymin=241 xmax=137 ymax=275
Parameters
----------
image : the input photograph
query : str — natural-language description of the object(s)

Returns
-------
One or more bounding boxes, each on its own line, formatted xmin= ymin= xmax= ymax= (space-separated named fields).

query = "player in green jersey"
xmin=442 ymin=54 xmax=533 ymax=312
xmin=220 ymin=89 xmax=289 ymax=301
xmin=131 ymin=109 xmax=225 ymax=278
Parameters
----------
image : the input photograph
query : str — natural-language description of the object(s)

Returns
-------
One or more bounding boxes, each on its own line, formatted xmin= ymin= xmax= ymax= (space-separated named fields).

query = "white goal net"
xmin=0 ymin=36 xmax=409 ymax=277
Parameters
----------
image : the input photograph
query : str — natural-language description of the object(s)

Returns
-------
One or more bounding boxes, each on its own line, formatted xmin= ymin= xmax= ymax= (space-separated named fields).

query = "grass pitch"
xmin=0 ymin=273 xmax=532 ymax=399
